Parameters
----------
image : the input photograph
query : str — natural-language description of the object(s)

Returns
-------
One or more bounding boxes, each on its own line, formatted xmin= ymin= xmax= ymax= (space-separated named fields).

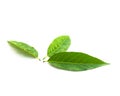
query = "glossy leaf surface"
xmin=47 ymin=35 xmax=71 ymax=57
xmin=48 ymin=52 xmax=108 ymax=71
xmin=8 ymin=41 xmax=38 ymax=58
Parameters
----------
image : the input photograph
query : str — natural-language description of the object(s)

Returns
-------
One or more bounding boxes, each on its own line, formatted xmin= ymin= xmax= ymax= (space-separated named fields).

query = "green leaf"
xmin=48 ymin=52 xmax=108 ymax=71
xmin=47 ymin=35 xmax=71 ymax=57
xmin=8 ymin=41 xmax=39 ymax=58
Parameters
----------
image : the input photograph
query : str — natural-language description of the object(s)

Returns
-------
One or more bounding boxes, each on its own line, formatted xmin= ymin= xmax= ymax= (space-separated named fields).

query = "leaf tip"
xmin=104 ymin=62 xmax=110 ymax=65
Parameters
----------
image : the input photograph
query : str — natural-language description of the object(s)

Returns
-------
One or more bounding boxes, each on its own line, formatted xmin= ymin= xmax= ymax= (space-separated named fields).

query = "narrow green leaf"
xmin=47 ymin=35 xmax=71 ymax=57
xmin=8 ymin=41 xmax=39 ymax=58
xmin=48 ymin=52 xmax=108 ymax=71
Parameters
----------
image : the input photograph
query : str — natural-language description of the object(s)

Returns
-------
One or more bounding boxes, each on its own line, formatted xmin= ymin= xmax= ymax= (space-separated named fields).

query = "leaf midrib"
xmin=8 ymin=41 xmax=37 ymax=58
xmin=50 ymin=38 xmax=69 ymax=56
xmin=48 ymin=61 xmax=106 ymax=65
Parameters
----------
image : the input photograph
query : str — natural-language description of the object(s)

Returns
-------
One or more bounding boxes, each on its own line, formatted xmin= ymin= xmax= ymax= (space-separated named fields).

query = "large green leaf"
xmin=48 ymin=52 xmax=108 ymax=71
xmin=8 ymin=41 xmax=38 ymax=58
xmin=47 ymin=35 xmax=71 ymax=57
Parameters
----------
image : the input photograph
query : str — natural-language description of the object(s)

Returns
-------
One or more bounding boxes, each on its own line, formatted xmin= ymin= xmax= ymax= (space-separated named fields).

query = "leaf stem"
xmin=43 ymin=55 xmax=49 ymax=62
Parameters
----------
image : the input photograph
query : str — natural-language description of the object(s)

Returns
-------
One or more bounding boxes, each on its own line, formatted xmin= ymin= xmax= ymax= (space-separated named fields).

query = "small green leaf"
xmin=48 ymin=52 xmax=108 ymax=71
xmin=8 ymin=41 xmax=39 ymax=58
xmin=47 ymin=35 xmax=71 ymax=57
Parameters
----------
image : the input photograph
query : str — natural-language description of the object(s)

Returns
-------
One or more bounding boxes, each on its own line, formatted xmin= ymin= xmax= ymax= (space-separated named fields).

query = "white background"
xmin=0 ymin=0 xmax=120 ymax=96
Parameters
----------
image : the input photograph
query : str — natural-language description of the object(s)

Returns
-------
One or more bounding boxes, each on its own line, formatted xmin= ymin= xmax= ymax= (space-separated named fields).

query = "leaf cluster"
xmin=8 ymin=35 xmax=108 ymax=71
